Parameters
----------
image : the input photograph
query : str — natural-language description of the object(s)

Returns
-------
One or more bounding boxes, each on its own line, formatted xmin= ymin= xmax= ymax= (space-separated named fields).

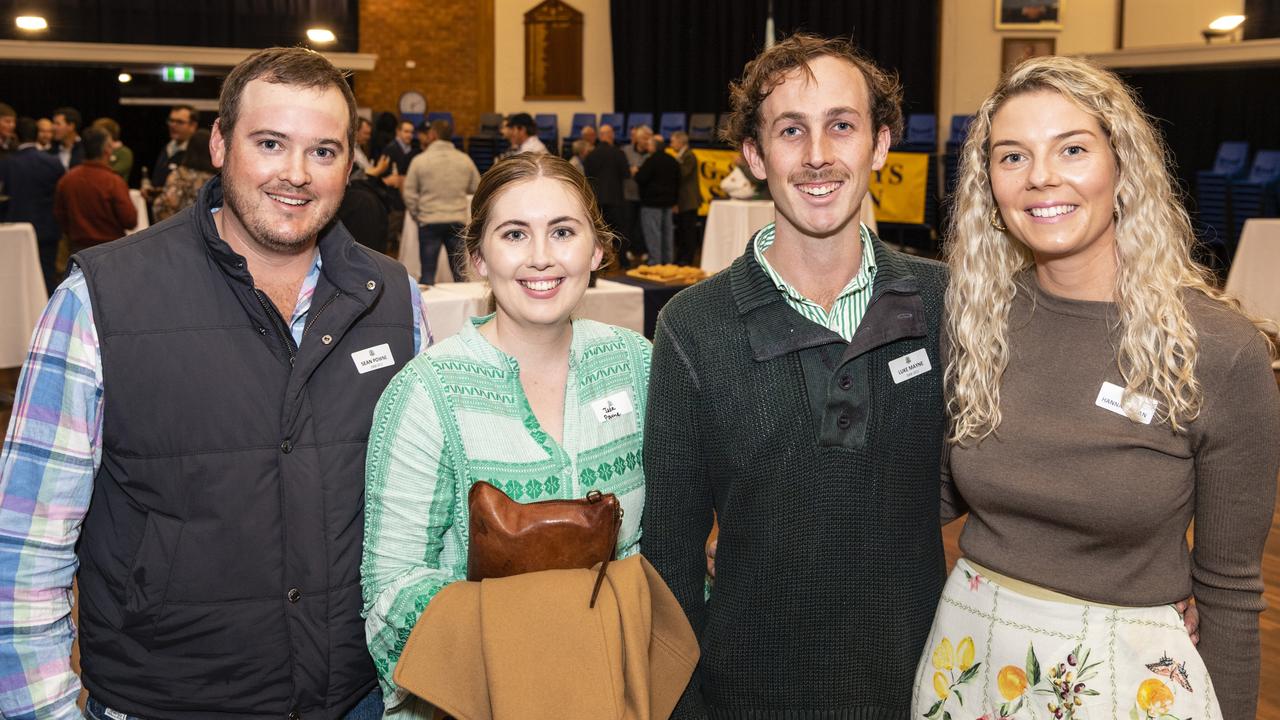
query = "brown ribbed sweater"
xmin=942 ymin=275 xmax=1280 ymax=720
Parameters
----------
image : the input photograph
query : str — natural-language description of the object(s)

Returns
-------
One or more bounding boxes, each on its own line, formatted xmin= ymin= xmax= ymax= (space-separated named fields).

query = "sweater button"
xmin=288 ymin=711 xmax=300 ymax=720
xmin=288 ymin=587 xmax=301 ymax=603
xmin=257 ymin=326 xmax=267 ymax=335
xmin=321 ymin=334 xmax=333 ymax=345
xmin=838 ymin=375 xmax=852 ymax=390
xmin=837 ymin=413 xmax=851 ymax=429
xmin=280 ymin=439 xmax=293 ymax=454
xmin=366 ymin=280 xmax=377 ymax=291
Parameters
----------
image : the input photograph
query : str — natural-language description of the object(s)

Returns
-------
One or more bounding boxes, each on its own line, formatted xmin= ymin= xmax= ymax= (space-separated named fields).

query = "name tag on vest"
xmin=352 ymin=344 xmax=395 ymax=374
xmin=591 ymin=391 xmax=634 ymax=423
xmin=888 ymin=349 xmax=932 ymax=384
xmin=1094 ymin=381 xmax=1157 ymax=424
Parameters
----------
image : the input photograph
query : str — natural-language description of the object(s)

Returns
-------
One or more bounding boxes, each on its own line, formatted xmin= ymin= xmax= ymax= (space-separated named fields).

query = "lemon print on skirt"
xmin=925 ymin=636 xmax=980 ymax=719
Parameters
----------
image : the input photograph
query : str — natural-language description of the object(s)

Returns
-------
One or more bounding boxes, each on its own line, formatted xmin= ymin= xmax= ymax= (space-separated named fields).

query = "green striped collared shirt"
xmin=753 ymin=222 xmax=878 ymax=342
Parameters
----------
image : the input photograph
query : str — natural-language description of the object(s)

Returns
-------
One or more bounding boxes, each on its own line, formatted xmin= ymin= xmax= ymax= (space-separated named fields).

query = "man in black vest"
xmin=0 ymin=47 xmax=426 ymax=720
xmin=641 ymin=34 xmax=950 ymax=718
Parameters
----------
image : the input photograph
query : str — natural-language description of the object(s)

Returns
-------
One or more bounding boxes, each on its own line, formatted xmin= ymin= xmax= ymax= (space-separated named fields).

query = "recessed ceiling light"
xmin=118 ymin=72 xmax=132 ymax=83
xmin=16 ymin=15 xmax=48 ymax=31
xmin=306 ymin=28 xmax=336 ymax=44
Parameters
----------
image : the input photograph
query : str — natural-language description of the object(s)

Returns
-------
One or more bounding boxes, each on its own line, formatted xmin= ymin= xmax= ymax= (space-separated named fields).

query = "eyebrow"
xmin=492 ymin=216 xmax=584 ymax=232
xmin=770 ymin=107 xmax=863 ymax=128
xmin=991 ymin=128 xmax=1097 ymax=150
xmin=247 ymin=129 xmax=344 ymax=148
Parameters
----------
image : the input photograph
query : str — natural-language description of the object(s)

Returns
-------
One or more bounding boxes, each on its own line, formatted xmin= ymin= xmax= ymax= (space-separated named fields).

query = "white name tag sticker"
xmin=352 ymin=344 xmax=395 ymax=374
xmin=104 ymin=709 xmax=128 ymax=720
xmin=591 ymin=391 xmax=634 ymax=423
xmin=1095 ymin=381 xmax=1157 ymax=424
xmin=888 ymin=349 xmax=932 ymax=384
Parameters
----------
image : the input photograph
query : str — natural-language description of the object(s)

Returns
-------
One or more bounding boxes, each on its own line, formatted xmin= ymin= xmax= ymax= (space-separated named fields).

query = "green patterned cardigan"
xmin=361 ymin=316 xmax=651 ymax=713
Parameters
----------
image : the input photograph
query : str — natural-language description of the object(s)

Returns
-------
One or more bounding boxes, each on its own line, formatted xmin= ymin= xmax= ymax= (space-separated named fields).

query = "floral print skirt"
xmin=911 ymin=559 xmax=1221 ymax=720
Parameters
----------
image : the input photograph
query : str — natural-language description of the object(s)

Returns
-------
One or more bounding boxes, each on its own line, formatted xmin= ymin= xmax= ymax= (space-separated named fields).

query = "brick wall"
xmin=356 ymin=0 xmax=494 ymax=139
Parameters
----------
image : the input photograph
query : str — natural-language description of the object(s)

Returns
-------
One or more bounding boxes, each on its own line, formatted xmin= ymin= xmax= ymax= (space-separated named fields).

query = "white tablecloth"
xmin=421 ymin=279 xmax=644 ymax=342
xmin=128 ymin=189 xmax=150 ymax=234
xmin=398 ymin=214 xmax=459 ymax=284
xmin=699 ymin=194 xmax=880 ymax=275
xmin=1226 ymin=219 xmax=1280 ymax=325
xmin=0 ymin=223 xmax=50 ymax=368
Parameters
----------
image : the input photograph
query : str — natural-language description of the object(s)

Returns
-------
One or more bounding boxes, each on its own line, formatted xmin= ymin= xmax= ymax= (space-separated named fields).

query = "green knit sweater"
xmin=642 ymin=236 xmax=950 ymax=719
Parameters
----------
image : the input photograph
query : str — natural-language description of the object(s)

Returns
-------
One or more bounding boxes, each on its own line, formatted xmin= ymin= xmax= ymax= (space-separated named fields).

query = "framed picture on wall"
xmin=1002 ymin=37 xmax=1056 ymax=73
xmin=995 ymin=1 xmax=1062 ymax=30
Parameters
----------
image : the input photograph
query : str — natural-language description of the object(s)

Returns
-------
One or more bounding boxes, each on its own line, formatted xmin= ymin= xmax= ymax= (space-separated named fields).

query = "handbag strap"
xmin=588 ymin=499 xmax=624 ymax=609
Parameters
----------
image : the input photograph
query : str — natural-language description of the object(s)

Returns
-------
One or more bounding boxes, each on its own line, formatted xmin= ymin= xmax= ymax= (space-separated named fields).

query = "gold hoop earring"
xmin=989 ymin=208 xmax=1007 ymax=232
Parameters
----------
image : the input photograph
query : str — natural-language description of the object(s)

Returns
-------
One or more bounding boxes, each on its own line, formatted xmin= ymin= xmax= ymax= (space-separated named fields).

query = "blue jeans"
xmin=418 ymin=222 xmax=466 ymax=284
xmin=85 ymin=687 xmax=383 ymax=719
xmin=639 ymin=206 xmax=674 ymax=265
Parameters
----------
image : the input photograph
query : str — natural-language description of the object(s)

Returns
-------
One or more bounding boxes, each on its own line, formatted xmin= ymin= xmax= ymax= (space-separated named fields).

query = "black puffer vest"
xmin=71 ymin=176 xmax=415 ymax=719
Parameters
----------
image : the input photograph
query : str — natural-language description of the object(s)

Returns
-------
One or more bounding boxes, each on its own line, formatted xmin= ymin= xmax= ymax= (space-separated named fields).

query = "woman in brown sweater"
xmin=913 ymin=57 xmax=1279 ymax=720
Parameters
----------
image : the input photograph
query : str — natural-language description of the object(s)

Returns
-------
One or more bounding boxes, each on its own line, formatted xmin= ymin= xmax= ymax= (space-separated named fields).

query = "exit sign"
xmin=162 ymin=66 xmax=195 ymax=82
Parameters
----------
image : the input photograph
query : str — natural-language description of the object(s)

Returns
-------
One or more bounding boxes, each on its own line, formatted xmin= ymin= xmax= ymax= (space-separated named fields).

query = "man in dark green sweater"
xmin=642 ymin=34 xmax=949 ymax=719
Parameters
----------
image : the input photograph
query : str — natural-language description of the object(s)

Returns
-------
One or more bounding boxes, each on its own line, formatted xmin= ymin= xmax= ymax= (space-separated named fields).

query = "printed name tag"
xmin=104 ymin=708 xmax=128 ymax=720
xmin=1094 ymin=381 xmax=1157 ymax=424
xmin=591 ymin=391 xmax=634 ymax=423
xmin=352 ymin=344 xmax=395 ymax=374
xmin=888 ymin=349 xmax=932 ymax=384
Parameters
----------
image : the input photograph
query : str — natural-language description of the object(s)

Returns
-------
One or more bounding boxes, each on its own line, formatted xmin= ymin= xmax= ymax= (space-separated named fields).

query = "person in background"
xmin=402 ymin=119 xmax=480 ymax=284
xmin=52 ymin=125 xmax=137 ymax=252
xmin=0 ymin=103 xmax=16 ymax=158
xmin=916 ymin=55 xmax=1279 ymax=720
xmin=362 ymin=153 xmax=648 ymax=718
xmin=569 ymin=138 xmax=589 ymax=173
xmin=152 ymin=128 xmax=216 ymax=222
xmin=635 ymin=133 xmax=680 ymax=265
xmin=583 ymin=123 xmax=631 ymax=267
xmin=0 ymin=116 xmax=65 ymax=292
xmin=91 ymin=117 xmax=133 ymax=181
xmin=35 ymin=117 xmax=54 ymax=151
xmin=504 ymin=112 xmax=547 ymax=155
xmin=147 ymin=104 xmax=199 ymax=196
xmin=669 ymin=130 xmax=702 ymax=265
xmin=49 ymin=106 xmax=84 ymax=169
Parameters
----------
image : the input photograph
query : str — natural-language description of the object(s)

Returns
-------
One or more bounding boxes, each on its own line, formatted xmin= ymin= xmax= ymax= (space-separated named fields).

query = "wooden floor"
xmin=1 ymin=367 xmax=1278 ymax=715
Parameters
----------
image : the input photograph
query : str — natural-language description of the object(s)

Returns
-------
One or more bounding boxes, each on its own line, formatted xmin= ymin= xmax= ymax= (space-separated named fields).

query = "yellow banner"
xmin=868 ymin=151 xmax=930 ymax=225
xmin=690 ymin=148 xmax=740 ymax=216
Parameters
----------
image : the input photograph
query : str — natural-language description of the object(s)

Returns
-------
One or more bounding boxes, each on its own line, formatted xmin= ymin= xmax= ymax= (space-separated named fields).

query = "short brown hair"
xmin=463 ymin=154 xmax=618 ymax=279
xmin=218 ymin=47 xmax=357 ymax=158
xmin=723 ymin=33 xmax=903 ymax=150
xmin=91 ymin=117 xmax=121 ymax=140
xmin=429 ymin=119 xmax=453 ymax=142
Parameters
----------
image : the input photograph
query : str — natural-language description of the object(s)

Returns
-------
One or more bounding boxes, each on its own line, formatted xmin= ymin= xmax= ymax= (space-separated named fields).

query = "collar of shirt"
xmin=752 ymin=222 xmax=878 ymax=336
xmin=396 ymin=138 xmax=411 ymax=154
xmin=166 ymin=139 xmax=189 ymax=158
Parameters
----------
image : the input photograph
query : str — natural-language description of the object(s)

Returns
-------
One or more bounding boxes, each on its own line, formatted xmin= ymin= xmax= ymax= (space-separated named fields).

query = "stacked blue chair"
xmin=1227 ymin=149 xmax=1280 ymax=247
xmin=570 ymin=113 xmax=597 ymax=139
xmin=626 ymin=112 xmax=654 ymax=140
xmin=659 ymin=112 xmax=687 ymax=138
xmin=600 ymin=112 xmax=625 ymax=134
xmin=535 ymin=113 xmax=559 ymax=154
xmin=688 ymin=113 xmax=717 ymax=147
xmin=468 ymin=112 xmax=509 ymax=173
xmin=427 ymin=111 xmax=454 ymax=127
xmin=1194 ymin=141 xmax=1250 ymax=248
xmin=883 ymin=113 xmax=941 ymax=251
xmin=943 ymin=115 xmax=974 ymax=199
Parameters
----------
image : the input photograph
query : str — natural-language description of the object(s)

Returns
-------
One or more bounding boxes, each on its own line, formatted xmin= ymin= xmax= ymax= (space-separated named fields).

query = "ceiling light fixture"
xmin=15 ymin=15 xmax=48 ymax=31
xmin=1203 ymin=15 xmax=1246 ymax=43
xmin=118 ymin=72 xmax=132 ymax=83
xmin=306 ymin=27 xmax=336 ymax=44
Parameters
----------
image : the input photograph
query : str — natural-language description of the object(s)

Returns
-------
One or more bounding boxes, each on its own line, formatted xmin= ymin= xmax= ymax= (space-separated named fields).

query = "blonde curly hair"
xmin=946 ymin=55 xmax=1275 ymax=443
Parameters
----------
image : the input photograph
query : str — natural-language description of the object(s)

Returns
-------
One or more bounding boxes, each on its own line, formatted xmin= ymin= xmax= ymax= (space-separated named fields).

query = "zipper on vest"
xmin=302 ymin=289 xmax=343 ymax=341
xmin=253 ymin=288 xmax=296 ymax=367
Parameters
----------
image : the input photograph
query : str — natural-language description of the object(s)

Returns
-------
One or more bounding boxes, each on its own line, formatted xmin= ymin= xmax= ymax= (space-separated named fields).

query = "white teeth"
xmin=269 ymin=194 xmax=308 ymax=206
xmin=520 ymin=279 xmax=562 ymax=291
xmin=799 ymin=183 xmax=839 ymax=197
xmin=1028 ymin=204 xmax=1077 ymax=218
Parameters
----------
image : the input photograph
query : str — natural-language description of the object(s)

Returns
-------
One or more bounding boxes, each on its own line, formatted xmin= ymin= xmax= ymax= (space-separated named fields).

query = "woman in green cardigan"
xmin=361 ymin=153 xmax=651 ymax=717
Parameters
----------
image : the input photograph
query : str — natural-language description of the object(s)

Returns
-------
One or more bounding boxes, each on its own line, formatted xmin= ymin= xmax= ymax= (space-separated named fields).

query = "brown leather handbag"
xmin=467 ymin=480 xmax=623 ymax=607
